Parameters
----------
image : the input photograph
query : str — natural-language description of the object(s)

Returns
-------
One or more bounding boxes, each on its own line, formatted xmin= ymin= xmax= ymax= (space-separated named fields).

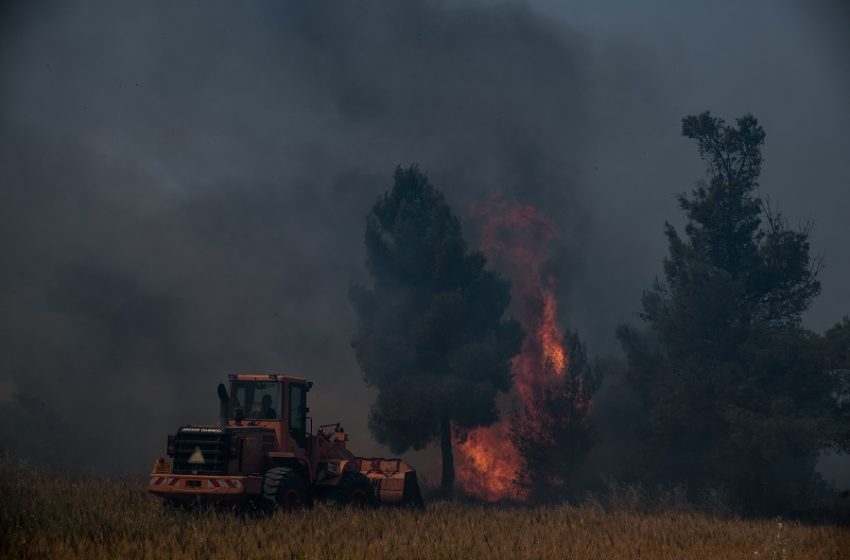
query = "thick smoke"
xmin=1 ymin=0 xmax=848 ymax=486
xmin=0 ymin=0 xmax=589 ymax=474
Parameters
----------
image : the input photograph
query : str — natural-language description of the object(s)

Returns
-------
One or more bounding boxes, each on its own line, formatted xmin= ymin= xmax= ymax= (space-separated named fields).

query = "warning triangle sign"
xmin=188 ymin=446 xmax=206 ymax=464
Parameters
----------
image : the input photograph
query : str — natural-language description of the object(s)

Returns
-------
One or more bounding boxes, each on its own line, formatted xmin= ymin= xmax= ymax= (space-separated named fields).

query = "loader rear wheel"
xmin=262 ymin=467 xmax=308 ymax=512
xmin=329 ymin=472 xmax=376 ymax=508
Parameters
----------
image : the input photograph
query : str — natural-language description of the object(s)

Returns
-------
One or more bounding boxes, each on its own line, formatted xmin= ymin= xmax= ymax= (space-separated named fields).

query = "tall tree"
xmin=351 ymin=165 xmax=522 ymax=493
xmin=619 ymin=112 xmax=841 ymax=511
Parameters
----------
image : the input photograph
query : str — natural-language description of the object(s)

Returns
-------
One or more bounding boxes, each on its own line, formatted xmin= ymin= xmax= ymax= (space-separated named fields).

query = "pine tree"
xmin=619 ymin=112 xmax=840 ymax=511
xmin=511 ymin=331 xmax=595 ymax=502
xmin=351 ymin=165 xmax=522 ymax=493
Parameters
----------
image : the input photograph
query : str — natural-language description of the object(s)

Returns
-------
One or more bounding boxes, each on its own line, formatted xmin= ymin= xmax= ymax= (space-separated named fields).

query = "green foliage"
xmin=351 ymin=165 xmax=522 ymax=490
xmin=619 ymin=112 xmax=842 ymax=512
xmin=823 ymin=318 xmax=850 ymax=452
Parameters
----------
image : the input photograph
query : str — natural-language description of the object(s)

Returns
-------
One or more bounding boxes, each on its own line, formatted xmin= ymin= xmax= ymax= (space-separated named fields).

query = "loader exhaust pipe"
xmin=217 ymin=383 xmax=229 ymax=427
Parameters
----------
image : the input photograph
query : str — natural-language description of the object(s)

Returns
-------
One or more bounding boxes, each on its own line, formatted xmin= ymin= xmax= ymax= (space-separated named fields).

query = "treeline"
xmin=351 ymin=112 xmax=850 ymax=514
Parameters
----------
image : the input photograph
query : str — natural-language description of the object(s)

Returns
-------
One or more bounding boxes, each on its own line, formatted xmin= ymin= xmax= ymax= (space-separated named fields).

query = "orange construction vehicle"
xmin=149 ymin=373 xmax=423 ymax=509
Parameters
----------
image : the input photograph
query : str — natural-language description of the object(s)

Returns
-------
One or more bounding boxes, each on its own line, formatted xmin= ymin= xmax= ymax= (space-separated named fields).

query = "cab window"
xmin=289 ymin=383 xmax=306 ymax=446
xmin=229 ymin=382 xmax=281 ymax=420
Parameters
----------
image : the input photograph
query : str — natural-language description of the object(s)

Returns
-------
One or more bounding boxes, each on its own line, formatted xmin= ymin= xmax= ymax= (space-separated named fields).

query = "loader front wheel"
xmin=262 ymin=467 xmax=308 ymax=512
xmin=329 ymin=472 xmax=376 ymax=508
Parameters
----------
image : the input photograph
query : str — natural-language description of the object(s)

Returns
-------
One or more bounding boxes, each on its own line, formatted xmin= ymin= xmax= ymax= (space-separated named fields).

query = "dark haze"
xmin=1 ymin=0 xmax=848 ymax=485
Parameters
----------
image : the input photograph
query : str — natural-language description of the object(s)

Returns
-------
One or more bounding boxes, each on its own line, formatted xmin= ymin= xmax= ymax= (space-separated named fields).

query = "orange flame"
xmin=454 ymin=193 xmax=571 ymax=501
xmin=454 ymin=422 xmax=526 ymax=501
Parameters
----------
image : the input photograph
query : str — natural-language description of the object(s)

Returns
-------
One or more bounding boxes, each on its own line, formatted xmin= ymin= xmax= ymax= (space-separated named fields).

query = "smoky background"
xmin=1 ymin=0 xmax=847 ymax=486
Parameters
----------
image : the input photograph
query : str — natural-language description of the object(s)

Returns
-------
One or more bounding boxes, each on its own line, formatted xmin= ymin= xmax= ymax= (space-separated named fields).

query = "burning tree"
xmin=511 ymin=330 xmax=595 ymax=503
xmin=350 ymin=165 xmax=522 ymax=494
xmin=454 ymin=195 xmax=595 ymax=502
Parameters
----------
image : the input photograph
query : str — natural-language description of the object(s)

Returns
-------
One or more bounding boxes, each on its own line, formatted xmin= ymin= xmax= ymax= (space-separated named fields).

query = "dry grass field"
xmin=2 ymin=459 xmax=848 ymax=560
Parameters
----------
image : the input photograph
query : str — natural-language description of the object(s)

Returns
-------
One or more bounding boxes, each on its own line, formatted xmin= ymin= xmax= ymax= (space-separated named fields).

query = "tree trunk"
xmin=440 ymin=415 xmax=455 ymax=495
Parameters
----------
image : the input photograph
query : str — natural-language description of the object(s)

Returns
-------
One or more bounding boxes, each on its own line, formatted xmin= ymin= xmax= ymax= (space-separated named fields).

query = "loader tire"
xmin=329 ymin=472 xmax=376 ymax=508
xmin=262 ymin=467 xmax=309 ymax=512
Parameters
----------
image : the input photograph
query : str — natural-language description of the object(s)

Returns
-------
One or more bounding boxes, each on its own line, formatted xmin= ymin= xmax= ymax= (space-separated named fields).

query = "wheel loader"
xmin=148 ymin=373 xmax=423 ymax=509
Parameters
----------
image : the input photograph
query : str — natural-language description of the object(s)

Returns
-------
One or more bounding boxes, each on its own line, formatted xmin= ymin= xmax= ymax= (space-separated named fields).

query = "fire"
xmin=454 ymin=193 xmax=574 ymax=501
xmin=454 ymin=422 xmax=525 ymax=501
xmin=541 ymin=288 xmax=566 ymax=374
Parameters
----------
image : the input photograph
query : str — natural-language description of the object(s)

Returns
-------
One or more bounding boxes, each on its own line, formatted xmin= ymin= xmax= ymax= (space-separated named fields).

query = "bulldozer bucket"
xmin=354 ymin=457 xmax=424 ymax=508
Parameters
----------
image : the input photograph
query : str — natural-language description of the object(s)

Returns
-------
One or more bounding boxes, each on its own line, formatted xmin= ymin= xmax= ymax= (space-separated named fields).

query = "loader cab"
xmin=226 ymin=373 xmax=311 ymax=450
